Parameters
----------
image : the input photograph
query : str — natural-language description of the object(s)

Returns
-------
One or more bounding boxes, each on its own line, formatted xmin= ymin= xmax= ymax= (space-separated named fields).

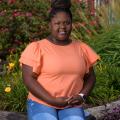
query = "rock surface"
xmin=86 ymin=99 xmax=120 ymax=119
xmin=0 ymin=111 xmax=27 ymax=120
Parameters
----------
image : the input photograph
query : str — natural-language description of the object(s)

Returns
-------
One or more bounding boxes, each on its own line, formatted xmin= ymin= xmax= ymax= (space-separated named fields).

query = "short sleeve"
xmin=80 ymin=42 xmax=100 ymax=73
xmin=19 ymin=42 xmax=41 ymax=75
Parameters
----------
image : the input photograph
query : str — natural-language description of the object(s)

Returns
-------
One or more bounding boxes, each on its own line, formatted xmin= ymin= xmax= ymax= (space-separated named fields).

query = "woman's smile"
xmin=49 ymin=11 xmax=72 ymax=41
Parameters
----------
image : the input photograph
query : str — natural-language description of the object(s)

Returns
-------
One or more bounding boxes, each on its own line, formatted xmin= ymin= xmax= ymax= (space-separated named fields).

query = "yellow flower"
xmin=4 ymin=87 xmax=11 ymax=93
xmin=9 ymin=63 xmax=15 ymax=68
xmin=7 ymin=62 xmax=15 ymax=70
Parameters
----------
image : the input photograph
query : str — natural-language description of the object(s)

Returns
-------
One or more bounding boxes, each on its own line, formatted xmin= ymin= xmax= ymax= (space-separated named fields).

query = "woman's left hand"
xmin=67 ymin=95 xmax=84 ymax=106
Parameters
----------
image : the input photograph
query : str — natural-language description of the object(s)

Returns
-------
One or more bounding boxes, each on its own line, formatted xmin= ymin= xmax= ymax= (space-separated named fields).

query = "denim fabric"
xmin=27 ymin=99 xmax=87 ymax=120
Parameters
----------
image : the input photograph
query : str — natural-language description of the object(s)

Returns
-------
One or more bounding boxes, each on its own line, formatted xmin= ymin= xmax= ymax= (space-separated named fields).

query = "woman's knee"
xmin=58 ymin=107 xmax=86 ymax=120
xmin=27 ymin=99 xmax=58 ymax=120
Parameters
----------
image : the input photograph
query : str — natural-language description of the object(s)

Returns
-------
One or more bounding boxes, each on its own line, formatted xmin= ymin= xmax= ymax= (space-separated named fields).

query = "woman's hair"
xmin=49 ymin=0 xmax=72 ymax=21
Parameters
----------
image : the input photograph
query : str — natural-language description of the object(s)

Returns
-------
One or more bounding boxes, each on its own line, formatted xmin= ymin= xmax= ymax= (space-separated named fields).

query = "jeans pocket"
xmin=27 ymin=99 xmax=32 ymax=103
xmin=27 ymin=99 xmax=34 ymax=111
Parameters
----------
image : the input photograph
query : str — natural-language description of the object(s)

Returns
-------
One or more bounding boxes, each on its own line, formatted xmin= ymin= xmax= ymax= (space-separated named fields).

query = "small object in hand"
xmin=79 ymin=93 xmax=87 ymax=103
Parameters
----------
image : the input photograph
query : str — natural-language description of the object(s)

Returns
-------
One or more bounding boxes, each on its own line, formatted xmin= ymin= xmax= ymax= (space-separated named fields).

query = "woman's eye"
xmin=65 ymin=21 xmax=71 ymax=25
xmin=55 ymin=22 xmax=60 ymax=25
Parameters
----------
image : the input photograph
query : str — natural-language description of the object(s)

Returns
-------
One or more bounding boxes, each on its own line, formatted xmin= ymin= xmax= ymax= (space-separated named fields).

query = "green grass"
xmin=88 ymin=62 xmax=120 ymax=106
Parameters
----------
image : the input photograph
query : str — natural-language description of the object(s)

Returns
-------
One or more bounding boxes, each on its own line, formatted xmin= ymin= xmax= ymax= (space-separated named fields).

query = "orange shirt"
xmin=19 ymin=39 xmax=100 ymax=108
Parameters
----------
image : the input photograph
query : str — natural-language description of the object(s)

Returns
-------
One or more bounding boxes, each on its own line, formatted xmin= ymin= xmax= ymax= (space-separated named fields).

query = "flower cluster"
xmin=7 ymin=62 xmax=15 ymax=71
xmin=0 ymin=0 xmax=50 ymax=52
xmin=4 ymin=62 xmax=15 ymax=93
xmin=12 ymin=10 xmax=32 ymax=17
xmin=0 ymin=0 xmax=16 ymax=4
xmin=4 ymin=86 xmax=11 ymax=93
xmin=8 ymin=0 xmax=16 ymax=4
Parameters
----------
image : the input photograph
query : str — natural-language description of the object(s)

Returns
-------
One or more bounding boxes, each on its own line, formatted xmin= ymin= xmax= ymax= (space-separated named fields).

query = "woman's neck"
xmin=47 ymin=35 xmax=72 ymax=46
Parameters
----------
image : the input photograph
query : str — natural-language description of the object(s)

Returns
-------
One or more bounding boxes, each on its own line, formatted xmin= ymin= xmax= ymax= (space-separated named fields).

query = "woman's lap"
xmin=58 ymin=107 xmax=85 ymax=120
xmin=27 ymin=99 xmax=58 ymax=120
xmin=27 ymin=99 xmax=86 ymax=120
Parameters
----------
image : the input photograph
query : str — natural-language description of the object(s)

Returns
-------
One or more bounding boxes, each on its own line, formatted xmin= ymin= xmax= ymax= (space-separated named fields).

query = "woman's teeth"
xmin=59 ymin=32 xmax=66 ymax=35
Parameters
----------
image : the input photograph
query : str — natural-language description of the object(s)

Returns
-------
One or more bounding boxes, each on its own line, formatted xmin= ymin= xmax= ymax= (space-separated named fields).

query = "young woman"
xmin=19 ymin=1 xmax=100 ymax=120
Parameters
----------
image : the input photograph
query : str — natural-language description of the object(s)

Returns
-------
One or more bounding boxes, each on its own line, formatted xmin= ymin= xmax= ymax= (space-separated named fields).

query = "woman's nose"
xmin=60 ymin=23 xmax=66 ymax=29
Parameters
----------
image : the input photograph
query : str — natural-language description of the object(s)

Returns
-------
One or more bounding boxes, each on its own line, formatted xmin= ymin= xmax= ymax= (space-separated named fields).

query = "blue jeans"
xmin=27 ymin=99 xmax=88 ymax=120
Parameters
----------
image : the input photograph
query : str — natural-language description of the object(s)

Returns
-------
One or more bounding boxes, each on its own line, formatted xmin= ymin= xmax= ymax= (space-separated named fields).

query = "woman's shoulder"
xmin=72 ymin=40 xmax=88 ymax=47
xmin=72 ymin=40 xmax=96 ymax=54
xmin=27 ymin=39 xmax=48 ymax=47
xmin=74 ymin=40 xmax=93 ymax=47
xmin=20 ymin=39 xmax=48 ymax=58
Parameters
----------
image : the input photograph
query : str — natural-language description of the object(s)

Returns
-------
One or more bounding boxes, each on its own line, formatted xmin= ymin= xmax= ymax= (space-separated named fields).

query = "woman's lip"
xmin=59 ymin=32 xmax=66 ymax=35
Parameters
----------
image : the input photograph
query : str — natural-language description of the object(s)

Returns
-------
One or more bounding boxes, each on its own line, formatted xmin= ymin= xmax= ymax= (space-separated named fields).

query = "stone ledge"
xmin=86 ymin=99 xmax=120 ymax=119
xmin=0 ymin=111 xmax=27 ymax=120
xmin=0 ymin=100 xmax=120 ymax=120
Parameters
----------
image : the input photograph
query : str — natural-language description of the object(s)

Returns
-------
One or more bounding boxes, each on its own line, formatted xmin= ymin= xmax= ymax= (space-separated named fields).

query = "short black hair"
xmin=49 ymin=8 xmax=72 ymax=21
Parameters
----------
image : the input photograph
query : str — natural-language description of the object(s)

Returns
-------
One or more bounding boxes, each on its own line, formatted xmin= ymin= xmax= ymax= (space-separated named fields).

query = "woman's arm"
xmin=67 ymin=67 xmax=96 ymax=105
xmin=22 ymin=64 xmax=68 ymax=107
xmin=80 ymin=67 xmax=96 ymax=96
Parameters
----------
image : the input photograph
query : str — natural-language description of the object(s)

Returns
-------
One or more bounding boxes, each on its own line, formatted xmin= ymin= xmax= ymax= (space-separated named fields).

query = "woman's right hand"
xmin=49 ymin=97 xmax=69 ymax=107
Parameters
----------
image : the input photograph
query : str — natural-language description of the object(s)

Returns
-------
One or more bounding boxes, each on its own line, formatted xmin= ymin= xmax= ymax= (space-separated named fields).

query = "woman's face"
xmin=49 ymin=11 xmax=72 ymax=41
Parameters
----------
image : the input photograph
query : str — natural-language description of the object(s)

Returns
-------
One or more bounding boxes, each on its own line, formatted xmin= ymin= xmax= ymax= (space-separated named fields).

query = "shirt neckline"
xmin=45 ymin=38 xmax=74 ymax=47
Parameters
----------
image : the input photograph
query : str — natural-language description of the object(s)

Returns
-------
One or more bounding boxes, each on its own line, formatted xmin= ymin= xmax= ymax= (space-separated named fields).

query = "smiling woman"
xmin=19 ymin=0 xmax=100 ymax=120
xmin=48 ymin=8 xmax=72 ymax=45
xmin=47 ymin=0 xmax=72 ymax=45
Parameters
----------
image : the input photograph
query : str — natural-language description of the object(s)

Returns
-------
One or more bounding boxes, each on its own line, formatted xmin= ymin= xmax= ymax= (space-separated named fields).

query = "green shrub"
xmin=89 ymin=27 xmax=120 ymax=66
xmin=88 ymin=62 xmax=120 ymax=106
xmin=0 ymin=0 xmax=50 ymax=50
xmin=0 ymin=52 xmax=27 ymax=112
xmin=86 ymin=0 xmax=120 ymax=106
